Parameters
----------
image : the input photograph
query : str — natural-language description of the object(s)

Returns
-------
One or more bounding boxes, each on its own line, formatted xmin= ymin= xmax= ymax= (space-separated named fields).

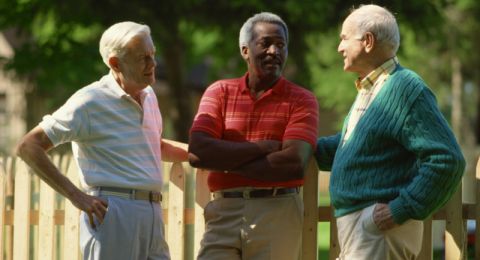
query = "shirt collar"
xmin=104 ymin=71 xmax=150 ymax=100
xmin=355 ymin=56 xmax=398 ymax=90
xmin=240 ymin=72 xmax=286 ymax=96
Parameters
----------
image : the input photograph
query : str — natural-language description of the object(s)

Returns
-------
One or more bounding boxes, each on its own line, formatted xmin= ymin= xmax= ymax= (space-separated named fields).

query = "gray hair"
xmin=349 ymin=4 xmax=400 ymax=53
xmin=238 ymin=12 xmax=288 ymax=53
xmin=99 ymin=21 xmax=151 ymax=68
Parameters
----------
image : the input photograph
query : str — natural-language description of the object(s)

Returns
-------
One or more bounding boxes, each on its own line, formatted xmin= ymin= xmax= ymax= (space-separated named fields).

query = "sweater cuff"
xmin=389 ymin=198 xmax=410 ymax=224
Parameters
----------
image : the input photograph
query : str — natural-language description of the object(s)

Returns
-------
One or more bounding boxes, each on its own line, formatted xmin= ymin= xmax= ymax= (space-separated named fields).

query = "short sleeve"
xmin=190 ymin=83 xmax=224 ymax=138
xmin=39 ymin=92 xmax=89 ymax=146
xmin=283 ymin=92 xmax=319 ymax=149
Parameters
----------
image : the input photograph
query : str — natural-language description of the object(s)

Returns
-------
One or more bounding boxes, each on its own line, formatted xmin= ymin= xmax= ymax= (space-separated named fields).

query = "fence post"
xmin=302 ymin=158 xmax=318 ymax=260
xmin=4 ymin=156 xmax=14 ymax=260
xmin=475 ymin=157 xmax=480 ymax=260
xmin=63 ymin=154 xmax=80 ymax=260
xmin=329 ymin=208 xmax=339 ymax=260
xmin=13 ymin=159 xmax=31 ymax=260
xmin=0 ymin=158 xmax=6 ymax=260
xmin=444 ymin=188 xmax=465 ymax=260
xmin=167 ymin=162 xmax=185 ymax=260
xmin=193 ymin=169 xmax=210 ymax=258
xmin=418 ymin=218 xmax=433 ymax=260
xmin=38 ymin=155 xmax=57 ymax=260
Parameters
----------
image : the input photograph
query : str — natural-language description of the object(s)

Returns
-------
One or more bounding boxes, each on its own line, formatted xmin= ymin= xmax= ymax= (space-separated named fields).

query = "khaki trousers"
xmin=197 ymin=192 xmax=303 ymax=260
xmin=336 ymin=204 xmax=423 ymax=260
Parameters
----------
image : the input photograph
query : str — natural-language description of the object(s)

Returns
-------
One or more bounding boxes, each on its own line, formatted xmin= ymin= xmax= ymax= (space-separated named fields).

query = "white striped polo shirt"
xmin=40 ymin=73 xmax=163 ymax=191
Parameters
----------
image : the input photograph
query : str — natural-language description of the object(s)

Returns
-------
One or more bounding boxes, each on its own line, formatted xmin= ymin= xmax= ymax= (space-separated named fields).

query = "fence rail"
xmin=1 ymin=150 xmax=478 ymax=260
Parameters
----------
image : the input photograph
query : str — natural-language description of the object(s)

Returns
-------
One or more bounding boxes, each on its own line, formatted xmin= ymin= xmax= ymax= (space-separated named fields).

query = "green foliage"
xmin=306 ymin=30 xmax=357 ymax=117
xmin=0 ymin=0 xmax=478 ymax=138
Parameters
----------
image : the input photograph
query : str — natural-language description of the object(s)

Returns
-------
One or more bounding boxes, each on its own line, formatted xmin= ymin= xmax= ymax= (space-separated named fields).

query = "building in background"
xmin=0 ymin=31 xmax=27 ymax=154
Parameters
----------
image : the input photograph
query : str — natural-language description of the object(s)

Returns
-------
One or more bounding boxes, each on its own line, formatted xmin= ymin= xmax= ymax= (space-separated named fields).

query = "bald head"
xmin=346 ymin=4 xmax=400 ymax=55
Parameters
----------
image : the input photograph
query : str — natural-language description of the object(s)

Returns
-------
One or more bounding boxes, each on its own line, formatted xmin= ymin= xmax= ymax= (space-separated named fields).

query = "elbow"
xmin=289 ymin=156 xmax=307 ymax=179
xmin=295 ymin=163 xmax=307 ymax=179
xmin=448 ymin=149 xmax=467 ymax=178
xmin=15 ymin=138 xmax=29 ymax=159
xmin=454 ymin=153 xmax=467 ymax=179
xmin=188 ymin=153 xmax=202 ymax=168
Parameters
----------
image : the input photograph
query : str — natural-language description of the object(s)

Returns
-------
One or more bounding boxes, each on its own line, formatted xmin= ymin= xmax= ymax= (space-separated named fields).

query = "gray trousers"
xmin=80 ymin=195 xmax=170 ymax=260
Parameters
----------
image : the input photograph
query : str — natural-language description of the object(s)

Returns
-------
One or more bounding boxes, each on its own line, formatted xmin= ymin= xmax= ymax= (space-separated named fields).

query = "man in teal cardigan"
xmin=315 ymin=4 xmax=465 ymax=259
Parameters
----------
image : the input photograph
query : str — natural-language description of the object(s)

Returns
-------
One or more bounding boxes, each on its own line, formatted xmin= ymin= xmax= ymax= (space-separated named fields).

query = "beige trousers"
xmin=197 ymin=192 xmax=303 ymax=260
xmin=336 ymin=204 xmax=423 ymax=260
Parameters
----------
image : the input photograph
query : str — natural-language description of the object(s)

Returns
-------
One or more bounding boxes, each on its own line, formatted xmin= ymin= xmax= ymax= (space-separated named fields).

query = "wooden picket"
xmin=0 ymin=153 xmax=476 ymax=260
xmin=193 ymin=169 xmax=210 ymax=258
xmin=63 ymin=155 xmax=80 ymax=260
xmin=166 ymin=161 xmax=185 ymax=259
xmin=0 ymin=157 xmax=5 ymax=260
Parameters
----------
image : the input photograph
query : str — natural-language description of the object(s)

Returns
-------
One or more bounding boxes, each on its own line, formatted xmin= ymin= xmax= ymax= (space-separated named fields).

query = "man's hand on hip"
xmin=70 ymin=190 xmax=109 ymax=229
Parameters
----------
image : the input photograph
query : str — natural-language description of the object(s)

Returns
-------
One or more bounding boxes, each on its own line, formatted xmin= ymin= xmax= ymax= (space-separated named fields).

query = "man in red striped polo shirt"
xmin=189 ymin=12 xmax=319 ymax=260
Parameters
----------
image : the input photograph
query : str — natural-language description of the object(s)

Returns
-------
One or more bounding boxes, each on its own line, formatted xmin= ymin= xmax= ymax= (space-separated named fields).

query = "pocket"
xmin=361 ymin=204 xmax=382 ymax=236
xmin=94 ymin=197 xmax=113 ymax=233
xmin=203 ymin=200 xmax=216 ymax=223
xmin=292 ymin=195 xmax=304 ymax=224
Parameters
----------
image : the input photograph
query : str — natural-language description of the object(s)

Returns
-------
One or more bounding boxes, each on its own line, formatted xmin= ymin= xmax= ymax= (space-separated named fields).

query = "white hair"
xmin=349 ymin=4 xmax=400 ymax=53
xmin=238 ymin=12 xmax=288 ymax=53
xmin=99 ymin=21 xmax=151 ymax=68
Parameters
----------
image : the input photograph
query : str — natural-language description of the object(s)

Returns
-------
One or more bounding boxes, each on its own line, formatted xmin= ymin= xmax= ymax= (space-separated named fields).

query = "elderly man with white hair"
xmin=314 ymin=4 xmax=465 ymax=260
xmin=16 ymin=21 xmax=188 ymax=260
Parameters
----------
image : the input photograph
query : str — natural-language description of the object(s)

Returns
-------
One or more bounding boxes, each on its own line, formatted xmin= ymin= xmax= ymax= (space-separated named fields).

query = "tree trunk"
xmin=451 ymin=56 xmax=463 ymax=142
xmin=162 ymin=35 xmax=192 ymax=143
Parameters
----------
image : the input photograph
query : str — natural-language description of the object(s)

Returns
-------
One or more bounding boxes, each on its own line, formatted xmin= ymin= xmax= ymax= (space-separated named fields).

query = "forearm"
xmin=314 ymin=133 xmax=341 ymax=171
xmin=161 ymin=139 xmax=188 ymax=162
xmin=230 ymin=140 xmax=312 ymax=182
xmin=16 ymin=141 xmax=82 ymax=200
xmin=188 ymin=131 xmax=279 ymax=171
xmin=389 ymin=151 xmax=465 ymax=224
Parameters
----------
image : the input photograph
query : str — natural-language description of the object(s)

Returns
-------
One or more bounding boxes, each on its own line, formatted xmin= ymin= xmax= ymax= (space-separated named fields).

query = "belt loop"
xmin=149 ymin=191 xmax=153 ymax=202
xmin=272 ymin=187 xmax=278 ymax=196
xmin=131 ymin=189 xmax=136 ymax=200
xmin=243 ymin=190 xmax=250 ymax=199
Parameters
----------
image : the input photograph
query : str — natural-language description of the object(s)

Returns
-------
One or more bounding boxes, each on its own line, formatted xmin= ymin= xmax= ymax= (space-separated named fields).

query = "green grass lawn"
xmin=317 ymin=222 xmax=330 ymax=260
xmin=317 ymin=193 xmax=331 ymax=259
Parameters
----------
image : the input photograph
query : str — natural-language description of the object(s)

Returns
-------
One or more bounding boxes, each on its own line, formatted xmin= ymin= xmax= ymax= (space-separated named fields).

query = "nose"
xmin=337 ymin=40 xmax=344 ymax=53
xmin=147 ymin=55 xmax=156 ymax=69
xmin=267 ymin=44 xmax=280 ymax=55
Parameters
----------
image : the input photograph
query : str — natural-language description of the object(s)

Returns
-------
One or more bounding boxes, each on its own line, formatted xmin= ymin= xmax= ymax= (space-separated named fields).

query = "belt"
xmin=213 ymin=187 xmax=299 ymax=199
xmin=95 ymin=186 xmax=162 ymax=203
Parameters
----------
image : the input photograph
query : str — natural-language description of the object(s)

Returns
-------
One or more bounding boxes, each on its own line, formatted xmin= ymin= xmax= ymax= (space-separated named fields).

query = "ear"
xmin=364 ymin=32 xmax=375 ymax=53
xmin=241 ymin=45 xmax=249 ymax=61
xmin=108 ymin=56 xmax=121 ymax=72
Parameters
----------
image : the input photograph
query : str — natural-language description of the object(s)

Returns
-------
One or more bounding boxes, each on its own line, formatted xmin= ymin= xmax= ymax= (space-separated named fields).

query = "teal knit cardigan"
xmin=315 ymin=66 xmax=465 ymax=224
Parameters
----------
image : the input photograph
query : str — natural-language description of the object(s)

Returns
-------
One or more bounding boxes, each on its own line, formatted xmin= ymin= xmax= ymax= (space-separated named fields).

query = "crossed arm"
xmin=188 ymin=131 xmax=313 ymax=182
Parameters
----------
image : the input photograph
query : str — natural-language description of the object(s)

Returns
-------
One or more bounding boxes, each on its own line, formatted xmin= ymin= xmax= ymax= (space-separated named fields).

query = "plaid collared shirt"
xmin=342 ymin=57 xmax=398 ymax=145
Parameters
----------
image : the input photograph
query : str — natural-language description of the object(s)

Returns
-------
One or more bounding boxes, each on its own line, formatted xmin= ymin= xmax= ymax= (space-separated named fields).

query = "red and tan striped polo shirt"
xmin=191 ymin=73 xmax=319 ymax=191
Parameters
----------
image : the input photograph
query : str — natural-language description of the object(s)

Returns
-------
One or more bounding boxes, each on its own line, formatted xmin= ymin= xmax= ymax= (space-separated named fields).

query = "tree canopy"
xmin=1 ymin=0 xmax=477 ymax=142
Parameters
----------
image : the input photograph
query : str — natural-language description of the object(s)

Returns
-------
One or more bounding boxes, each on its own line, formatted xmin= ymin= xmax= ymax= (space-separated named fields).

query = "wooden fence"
xmin=1 ymin=150 xmax=478 ymax=260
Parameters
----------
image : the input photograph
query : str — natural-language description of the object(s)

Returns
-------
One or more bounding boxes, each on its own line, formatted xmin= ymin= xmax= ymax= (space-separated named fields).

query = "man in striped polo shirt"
xmin=189 ymin=12 xmax=319 ymax=260
xmin=16 ymin=22 xmax=188 ymax=259
xmin=315 ymin=5 xmax=465 ymax=259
